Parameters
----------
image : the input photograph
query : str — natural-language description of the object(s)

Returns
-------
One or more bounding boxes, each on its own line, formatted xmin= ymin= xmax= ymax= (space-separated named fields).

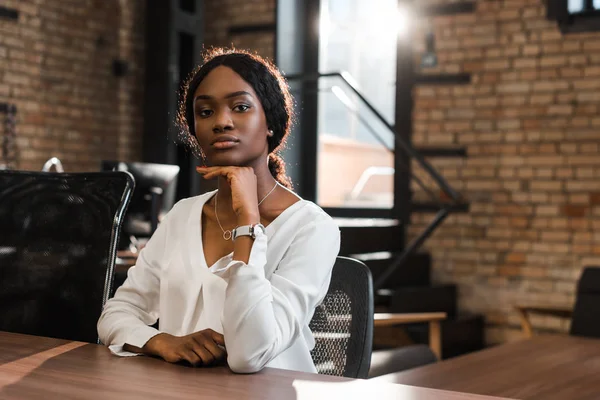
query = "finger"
xmin=179 ymin=348 xmax=202 ymax=367
xmin=197 ymin=168 xmax=231 ymax=180
xmin=198 ymin=336 xmax=226 ymax=360
xmin=190 ymin=342 xmax=216 ymax=365
xmin=199 ymin=329 xmax=225 ymax=346
xmin=200 ymin=171 xmax=218 ymax=179
xmin=196 ymin=166 xmax=233 ymax=174
xmin=205 ymin=172 xmax=231 ymax=181
xmin=211 ymin=331 xmax=225 ymax=346
xmin=196 ymin=166 xmax=219 ymax=172
xmin=196 ymin=167 xmax=219 ymax=176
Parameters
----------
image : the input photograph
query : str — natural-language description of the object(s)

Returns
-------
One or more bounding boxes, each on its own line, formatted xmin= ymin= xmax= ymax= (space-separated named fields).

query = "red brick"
xmin=533 ymin=81 xmax=570 ymax=92
xmin=562 ymin=41 xmax=581 ymax=53
xmin=540 ymin=69 xmax=560 ymax=79
xmin=547 ymin=105 xmax=574 ymax=115
xmin=560 ymin=68 xmax=583 ymax=78
xmin=484 ymin=59 xmax=510 ymax=70
xmin=561 ymin=205 xmax=588 ymax=218
xmin=540 ymin=29 xmax=562 ymax=42
xmin=584 ymin=67 xmax=600 ymax=77
xmin=569 ymin=55 xmax=587 ymax=65
xmin=506 ymin=252 xmax=526 ymax=264
xmin=521 ymin=267 xmax=547 ymax=278
xmin=523 ymin=44 xmax=541 ymax=56
xmin=591 ymin=193 xmax=600 ymax=205
xmin=498 ymin=265 xmax=521 ymax=277
xmin=497 ymin=82 xmax=531 ymax=93
xmin=513 ymin=58 xmax=538 ymax=69
xmin=540 ymin=56 xmax=568 ymax=67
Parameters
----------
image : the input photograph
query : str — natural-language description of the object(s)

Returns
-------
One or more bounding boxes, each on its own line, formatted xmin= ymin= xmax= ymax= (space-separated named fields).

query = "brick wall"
xmin=203 ymin=0 xmax=276 ymax=60
xmin=0 ymin=0 xmax=145 ymax=172
xmin=410 ymin=0 xmax=600 ymax=344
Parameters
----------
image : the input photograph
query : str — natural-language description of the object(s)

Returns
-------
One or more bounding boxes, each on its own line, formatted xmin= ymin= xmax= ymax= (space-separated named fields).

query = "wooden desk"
xmin=373 ymin=335 xmax=600 ymax=400
xmin=0 ymin=331 xmax=510 ymax=399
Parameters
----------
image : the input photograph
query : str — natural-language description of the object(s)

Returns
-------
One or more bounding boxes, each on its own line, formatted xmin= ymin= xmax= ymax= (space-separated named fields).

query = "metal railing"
xmin=286 ymin=71 xmax=464 ymax=289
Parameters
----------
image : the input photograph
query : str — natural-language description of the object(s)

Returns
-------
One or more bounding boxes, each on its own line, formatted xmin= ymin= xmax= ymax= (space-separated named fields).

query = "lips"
xmin=211 ymin=135 xmax=239 ymax=150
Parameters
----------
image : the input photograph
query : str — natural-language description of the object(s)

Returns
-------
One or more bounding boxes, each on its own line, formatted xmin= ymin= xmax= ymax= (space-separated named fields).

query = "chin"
xmin=206 ymin=152 xmax=246 ymax=167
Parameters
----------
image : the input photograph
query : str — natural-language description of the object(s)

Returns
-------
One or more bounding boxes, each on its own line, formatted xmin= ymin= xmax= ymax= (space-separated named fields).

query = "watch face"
xmin=252 ymin=224 xmax=265 ymax=235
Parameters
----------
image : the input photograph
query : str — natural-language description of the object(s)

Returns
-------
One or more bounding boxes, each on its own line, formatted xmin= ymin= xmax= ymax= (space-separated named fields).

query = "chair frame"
xmin=515 ymin=305 xmax=573 ymax=338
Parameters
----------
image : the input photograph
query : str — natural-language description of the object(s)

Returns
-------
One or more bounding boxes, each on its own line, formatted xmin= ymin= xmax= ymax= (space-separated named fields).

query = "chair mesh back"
xmin=0 ymin=171 xmax=133 ymax=343
xmin=570 ymin=266 xmax=600 ymax=338
xmin=309 ymin=256 xmax=374 ymax=378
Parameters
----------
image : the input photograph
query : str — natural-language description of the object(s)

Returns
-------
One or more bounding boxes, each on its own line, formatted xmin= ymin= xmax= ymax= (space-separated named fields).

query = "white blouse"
xmin=97 ymin=190 xmax=341 ymax=374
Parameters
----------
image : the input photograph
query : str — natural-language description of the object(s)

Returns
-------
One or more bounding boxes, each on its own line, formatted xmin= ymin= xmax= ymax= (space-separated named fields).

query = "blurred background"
xmin=2 ymin=0 xmax=600 ymax=357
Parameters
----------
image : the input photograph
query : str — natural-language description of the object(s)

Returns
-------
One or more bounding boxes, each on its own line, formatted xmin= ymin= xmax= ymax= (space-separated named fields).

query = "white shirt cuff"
xmin=108 ymin=324 xmax=162 ymax=357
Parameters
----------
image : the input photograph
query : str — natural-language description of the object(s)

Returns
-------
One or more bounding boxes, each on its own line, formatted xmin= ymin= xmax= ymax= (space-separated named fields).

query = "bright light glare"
xmin=568 ymin=0 xmax=584 ymax=12
xmin=319 ymin=1 xmax=412 ymax=45
xmin=373 ymin=3 xmax=413 ymax=40
xmin=396 ymin=4 xmax=412 ymax=38
xmin=319 ymin=4 xmax=331 ymax=38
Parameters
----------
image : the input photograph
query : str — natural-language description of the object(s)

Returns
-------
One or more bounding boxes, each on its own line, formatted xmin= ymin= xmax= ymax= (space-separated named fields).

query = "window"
xmin=317 ymin=0 xmax=398 ymax=209
xmin=548 ymin=0 xmax=600 ymax=32
xmin=568 ymin=0 xmax=600 ymax=13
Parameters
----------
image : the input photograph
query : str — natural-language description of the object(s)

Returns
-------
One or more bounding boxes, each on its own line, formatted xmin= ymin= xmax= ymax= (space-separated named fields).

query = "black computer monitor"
xmin=101 ymin=161 xmax=180 ymax=243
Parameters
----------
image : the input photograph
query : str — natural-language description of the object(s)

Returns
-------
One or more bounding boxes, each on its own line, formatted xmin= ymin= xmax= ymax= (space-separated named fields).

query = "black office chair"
xmin=517 ymin=266 xmax=600 ymax=339
xmin=309 ymin=256 xmax=374 ymax=379
xmin=0 ymin=170 xmax=133 ymax=343
xmin=570 ymin=266 xmax=600 ymax=338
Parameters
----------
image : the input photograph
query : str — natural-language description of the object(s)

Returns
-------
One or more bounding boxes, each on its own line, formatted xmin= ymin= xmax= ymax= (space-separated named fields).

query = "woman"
xmin=97 ymin=48 xmax=341 ymax=374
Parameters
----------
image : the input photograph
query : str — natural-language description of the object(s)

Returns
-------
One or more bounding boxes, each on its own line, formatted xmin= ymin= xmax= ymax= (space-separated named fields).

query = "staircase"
xmin=336 ymin=219 xmax=485 ymax=360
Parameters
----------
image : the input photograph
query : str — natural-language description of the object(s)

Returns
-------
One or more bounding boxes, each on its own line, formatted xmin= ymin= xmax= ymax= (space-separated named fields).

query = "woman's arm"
xmin=96 ymin=209 xmax=171 ymax=355
xmin=222 ymin=216 xmax=340 ymax=373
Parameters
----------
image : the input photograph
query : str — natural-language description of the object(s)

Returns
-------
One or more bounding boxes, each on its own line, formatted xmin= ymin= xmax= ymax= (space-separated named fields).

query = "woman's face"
xmin=193 ymin=66 xmax=270 ymax=167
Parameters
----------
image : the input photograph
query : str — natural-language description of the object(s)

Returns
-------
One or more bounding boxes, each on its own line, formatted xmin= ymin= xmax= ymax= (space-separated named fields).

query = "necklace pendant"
xmin=223 ymin=230 xmax=232 ymax=241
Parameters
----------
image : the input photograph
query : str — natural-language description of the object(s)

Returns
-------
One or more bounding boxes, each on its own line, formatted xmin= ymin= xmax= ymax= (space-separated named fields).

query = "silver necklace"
xmin=215 ymin=181 xmax=279 ymax=240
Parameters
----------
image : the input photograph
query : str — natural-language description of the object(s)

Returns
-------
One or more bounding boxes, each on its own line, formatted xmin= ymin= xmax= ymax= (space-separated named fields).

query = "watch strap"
xmin=232 ymin=223 xmax=265 ymax=241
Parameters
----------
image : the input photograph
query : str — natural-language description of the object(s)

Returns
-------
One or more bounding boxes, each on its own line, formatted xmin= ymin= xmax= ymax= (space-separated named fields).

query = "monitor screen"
xmin=101 ymin=161 xmax=180 ymax=239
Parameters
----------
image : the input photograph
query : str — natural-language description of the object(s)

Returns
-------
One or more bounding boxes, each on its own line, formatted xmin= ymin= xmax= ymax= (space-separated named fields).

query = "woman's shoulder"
xmin=297 ymin=200 xmax=335 ymax=223
xmin=274 ymin=187 xmax=332 ymax=221
xmin=269 ymin=196 xmax=338 ymax=236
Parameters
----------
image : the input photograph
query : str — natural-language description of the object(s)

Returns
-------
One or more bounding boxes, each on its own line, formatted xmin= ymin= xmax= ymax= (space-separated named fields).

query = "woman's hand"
xmin=142 ymin=329 xmax=226 ymax=367
xmin=196 ymin=166 xmax=260 ymax=223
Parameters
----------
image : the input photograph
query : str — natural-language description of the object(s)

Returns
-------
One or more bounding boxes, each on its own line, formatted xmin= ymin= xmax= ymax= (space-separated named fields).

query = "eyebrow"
xmin=194 ymin=91 xmax=253 ymax=101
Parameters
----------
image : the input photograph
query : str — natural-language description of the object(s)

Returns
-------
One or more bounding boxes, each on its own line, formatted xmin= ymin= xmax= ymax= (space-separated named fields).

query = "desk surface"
xmin=0 ymin=331 xmax=510 ymax=400
xmin=373 ymin=335 xmax=600 ymax=400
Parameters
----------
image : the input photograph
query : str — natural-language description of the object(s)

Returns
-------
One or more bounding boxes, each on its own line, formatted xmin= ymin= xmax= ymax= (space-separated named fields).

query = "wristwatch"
xmin=232 ymin=223 xmax=266 ymax=241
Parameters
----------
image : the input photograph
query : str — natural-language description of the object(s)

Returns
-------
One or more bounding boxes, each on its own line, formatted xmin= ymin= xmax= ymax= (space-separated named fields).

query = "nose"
xmin=212 ymin=108 xmax=234 ymax=133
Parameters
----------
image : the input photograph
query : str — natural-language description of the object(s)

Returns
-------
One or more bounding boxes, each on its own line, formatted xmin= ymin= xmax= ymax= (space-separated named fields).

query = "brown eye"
xmin=233 ymin=104 xmax=250 ymax=112
xmin=197 ymin=109 xmax=213 ymax=118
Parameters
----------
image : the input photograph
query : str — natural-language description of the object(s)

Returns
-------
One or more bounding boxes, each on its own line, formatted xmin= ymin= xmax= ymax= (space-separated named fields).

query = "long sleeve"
xmin=222 ymin=216 xmax=340 ymax=373
xmin=96 ymin=210 xmax=171 ymax=355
